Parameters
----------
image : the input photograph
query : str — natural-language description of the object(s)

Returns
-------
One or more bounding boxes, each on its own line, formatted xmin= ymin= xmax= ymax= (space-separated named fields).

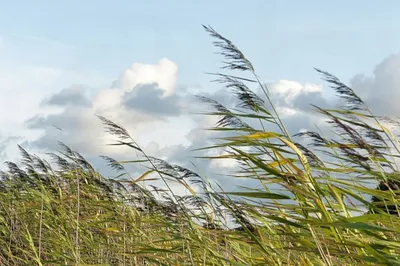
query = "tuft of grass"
xmin=1 ymin=25 xmax=400 ymax=265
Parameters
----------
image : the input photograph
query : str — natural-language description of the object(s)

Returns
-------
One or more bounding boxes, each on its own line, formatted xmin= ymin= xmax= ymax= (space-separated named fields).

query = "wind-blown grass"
xmin=1 ymin=25 xmax=400 ymax=265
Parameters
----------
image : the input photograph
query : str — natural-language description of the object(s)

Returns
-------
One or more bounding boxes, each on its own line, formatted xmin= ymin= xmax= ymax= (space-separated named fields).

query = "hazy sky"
xmin=1 ymin=1 xmax=400 ymax=192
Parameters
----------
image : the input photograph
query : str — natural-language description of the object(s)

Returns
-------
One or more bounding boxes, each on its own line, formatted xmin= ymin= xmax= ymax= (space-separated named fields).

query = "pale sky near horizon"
xmin=1 ymin=1 xmax=400 ymax=192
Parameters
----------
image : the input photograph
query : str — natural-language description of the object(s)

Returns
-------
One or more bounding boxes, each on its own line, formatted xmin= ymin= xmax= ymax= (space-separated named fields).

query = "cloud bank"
xmin=2 ymin=50 xmax=400 ymax=194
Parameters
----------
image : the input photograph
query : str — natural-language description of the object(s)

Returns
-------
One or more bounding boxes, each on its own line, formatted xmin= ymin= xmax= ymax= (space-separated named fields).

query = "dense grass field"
xmin=1 ymin=26 xmax=400 ymax=265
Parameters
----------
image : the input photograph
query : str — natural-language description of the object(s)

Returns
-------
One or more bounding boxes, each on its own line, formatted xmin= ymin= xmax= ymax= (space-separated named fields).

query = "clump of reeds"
xmin=0 ymin=25 xmax=400 ymax=265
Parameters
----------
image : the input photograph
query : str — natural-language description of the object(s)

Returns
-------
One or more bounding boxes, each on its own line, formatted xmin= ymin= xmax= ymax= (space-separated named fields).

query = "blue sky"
xmin=1 ymin=1 xmax=400 ymax=192
xmin=2 ymin=0 xmax=400 ymax=85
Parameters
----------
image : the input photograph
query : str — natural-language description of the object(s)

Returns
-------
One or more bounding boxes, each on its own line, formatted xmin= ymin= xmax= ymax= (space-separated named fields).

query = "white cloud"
xmin=20 ymin=58 xmax=186 ymax=162
xmin=119 ymin=58 xmax=178 ymax=97
xmin=93 ymin=58 xmax=178 ymax=114
xmin=269 ymin=80 xmax=322 ymax=98
xmin=268 ymin=80 xmax=325 ymax=110
xmin=351 ymin=52 xmax=400 ymax=116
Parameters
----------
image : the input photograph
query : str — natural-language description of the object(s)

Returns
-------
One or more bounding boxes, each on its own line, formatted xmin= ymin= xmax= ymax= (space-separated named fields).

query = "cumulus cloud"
xmin=351 ymin=52 xmax=400 ymax=116
xmin=41 ymin=85 xmax=91 ymax=108
xmin=25 ymin=107 xmax=105 ymax=154
xmin=267 ymin=80 xmax=330 ymax=113
xmin=123 ymin=83 xmax=182 ymax=117
xmin=24 ymin=59 xmax=182 ymax=158
xmin=92 ymin=59 xmax=178 ymax=113
xmin=119 ymin=58 xmax=178 ymax=97
xmin=259 ymin=80 xmax=333 ymax=136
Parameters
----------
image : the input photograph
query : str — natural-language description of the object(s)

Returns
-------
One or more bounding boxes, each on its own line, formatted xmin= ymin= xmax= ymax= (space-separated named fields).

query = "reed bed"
xmin=0 ymin=26 xmax=399 ymax=265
